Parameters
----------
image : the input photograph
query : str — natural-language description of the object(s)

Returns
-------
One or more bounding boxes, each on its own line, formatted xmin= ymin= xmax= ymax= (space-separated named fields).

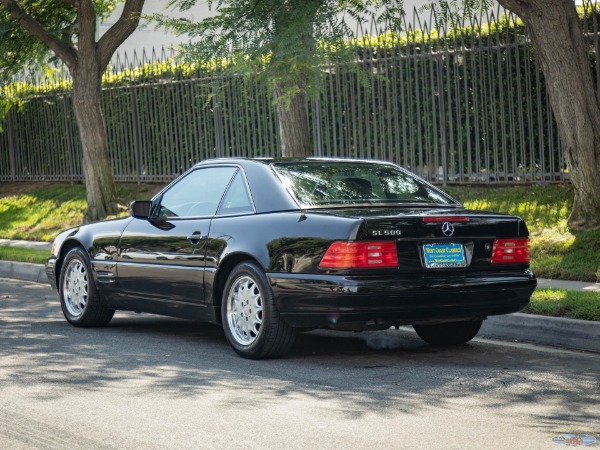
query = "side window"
xmin=158 ymin=166 xmax=237 ymax=218
xmin=217 ymin=171 xmax=254 ymax=215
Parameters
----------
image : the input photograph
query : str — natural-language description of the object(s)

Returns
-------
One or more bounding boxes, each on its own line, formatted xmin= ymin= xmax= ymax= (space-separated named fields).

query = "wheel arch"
xmin=212 ymin=252 xmax=263 ymax=324
xmin=54 ymin=239 xmax=90 ymax=288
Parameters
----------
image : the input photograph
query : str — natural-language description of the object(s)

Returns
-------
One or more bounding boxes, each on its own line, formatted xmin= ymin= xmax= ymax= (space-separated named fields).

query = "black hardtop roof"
xmin=193 ymin=157 xmax=397 ymax=168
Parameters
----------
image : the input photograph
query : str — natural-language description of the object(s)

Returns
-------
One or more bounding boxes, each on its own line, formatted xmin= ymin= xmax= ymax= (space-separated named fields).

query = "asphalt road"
xmin=1 ymin=278 xmax=599 ymax=450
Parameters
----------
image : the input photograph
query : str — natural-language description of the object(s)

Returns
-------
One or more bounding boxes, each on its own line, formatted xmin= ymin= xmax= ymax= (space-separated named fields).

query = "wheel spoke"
xmin=226 ymin=275 xmax=263 ymax=346
xmin=62 ymin=259 xmax=89 ymax=318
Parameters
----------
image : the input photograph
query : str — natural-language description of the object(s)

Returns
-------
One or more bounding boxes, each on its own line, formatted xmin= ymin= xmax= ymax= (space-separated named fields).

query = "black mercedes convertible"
xmin=46 ymin=158 xmax=536 ymax=358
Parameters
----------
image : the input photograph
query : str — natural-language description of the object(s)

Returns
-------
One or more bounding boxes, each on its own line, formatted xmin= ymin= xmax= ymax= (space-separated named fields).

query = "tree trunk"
xmin=274 ymin=80 xmax=312 ymax=157
xmin=271 ymin=0 xmax=321 ymax=158
xmin=0 ymin=0 xmax=145 ymax=222
xmin=72 ymin=65 xmax=117 ymax=223
xmin=497 ymin=0 xmax=600 ymax=230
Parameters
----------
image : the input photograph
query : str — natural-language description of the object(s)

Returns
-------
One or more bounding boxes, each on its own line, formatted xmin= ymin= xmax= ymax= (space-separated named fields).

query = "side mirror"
xmin=130 ymin=200 xmax=152 ymax=219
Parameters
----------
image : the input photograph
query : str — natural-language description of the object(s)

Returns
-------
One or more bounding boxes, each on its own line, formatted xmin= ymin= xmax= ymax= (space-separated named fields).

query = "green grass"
xmin=0 ymin=246 xmax=50 ymax=264
xmin=0 ymin=182 xmax=161 ymax=242
xmin=445 ymin=185 xmax=600 ymax=282
xmin=445 ymin=184 xmax=574 ymax=229
xmin=526 ymin=288 xmax=600 ymax=321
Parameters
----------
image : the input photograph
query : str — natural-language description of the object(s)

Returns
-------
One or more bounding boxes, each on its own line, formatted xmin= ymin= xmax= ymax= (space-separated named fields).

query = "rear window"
xmin=272 ymin=161 xmax=457 ymax=207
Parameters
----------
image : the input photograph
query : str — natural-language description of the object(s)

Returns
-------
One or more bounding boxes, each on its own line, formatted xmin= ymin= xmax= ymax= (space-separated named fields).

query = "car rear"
xmin=268 ymin=160 xmax=536 ymax=331
xmin=269 ymin=208 xmax=534 ymax=329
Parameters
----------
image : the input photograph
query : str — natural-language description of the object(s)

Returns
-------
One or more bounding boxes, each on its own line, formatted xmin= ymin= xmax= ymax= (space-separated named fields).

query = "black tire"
xmin=413 ymin=319 xmax=483 ymax=346
xmin=58 ymin=247 xmax=115 ymax=327
xmin=221 ymin=261 xmax=296 ymax=359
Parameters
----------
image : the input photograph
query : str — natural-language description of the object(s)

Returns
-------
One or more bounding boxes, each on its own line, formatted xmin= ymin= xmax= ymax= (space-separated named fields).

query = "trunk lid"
xmin=314 ymin=207 xmax=529 ymax=272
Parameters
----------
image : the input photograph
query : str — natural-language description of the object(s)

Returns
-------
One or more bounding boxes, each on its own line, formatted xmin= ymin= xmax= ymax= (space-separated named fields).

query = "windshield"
xmin=272 ymin=161 xmax=458 ymax=207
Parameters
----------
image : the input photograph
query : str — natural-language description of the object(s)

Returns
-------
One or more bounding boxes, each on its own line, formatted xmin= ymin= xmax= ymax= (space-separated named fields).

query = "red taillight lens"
xmin=423 ymin=216 xmax=470 ymax=222
xmin=491 ymin=238 xmax=530 ymax=264
xmin=319 ymin=241 xmax=399 ymax=269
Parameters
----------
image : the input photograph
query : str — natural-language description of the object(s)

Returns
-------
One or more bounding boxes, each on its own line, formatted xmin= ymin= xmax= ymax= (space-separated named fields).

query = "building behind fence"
xmin=2 ymin=6 xmax=599 ymax=184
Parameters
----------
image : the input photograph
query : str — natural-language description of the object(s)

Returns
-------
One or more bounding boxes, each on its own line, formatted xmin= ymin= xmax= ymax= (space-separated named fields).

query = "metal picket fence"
xmin=2 ymin=4 xmax=598 ymax=184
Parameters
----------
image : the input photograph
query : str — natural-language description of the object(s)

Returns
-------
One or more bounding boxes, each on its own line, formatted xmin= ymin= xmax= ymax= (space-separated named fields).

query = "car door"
xmin=117 ymin=166 xmax=239 ymax=310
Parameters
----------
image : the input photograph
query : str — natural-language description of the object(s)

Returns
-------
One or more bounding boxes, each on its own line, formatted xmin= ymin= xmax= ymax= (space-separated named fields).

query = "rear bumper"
xmin=268 ymin=270 xmax=536 ymax=328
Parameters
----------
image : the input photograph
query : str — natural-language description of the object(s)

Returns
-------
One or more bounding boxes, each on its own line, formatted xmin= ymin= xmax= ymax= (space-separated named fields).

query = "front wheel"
xmin=413 ymin=319 xmax=483 ymax=346
xmin=59 ymin=247 xmax=114 ymax=327
xmin=222 ymin=261 xmax=296 ymax=359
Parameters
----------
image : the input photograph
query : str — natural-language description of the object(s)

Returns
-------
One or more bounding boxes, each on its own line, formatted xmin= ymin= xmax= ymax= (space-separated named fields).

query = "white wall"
xmin=99 ymin=0 xmax=213 ymax=59
xmin=100 ymin=0 xmax=503 ymax=59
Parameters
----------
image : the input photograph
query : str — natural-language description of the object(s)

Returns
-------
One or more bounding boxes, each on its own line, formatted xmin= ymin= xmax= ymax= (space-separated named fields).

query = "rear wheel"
xmin=59 ymin=247 xmax=114 ymax=327
xmin=413 ymin=319 xmax=483 ymax=346
xmin=222 ymin=261 xmax=296 ymax=359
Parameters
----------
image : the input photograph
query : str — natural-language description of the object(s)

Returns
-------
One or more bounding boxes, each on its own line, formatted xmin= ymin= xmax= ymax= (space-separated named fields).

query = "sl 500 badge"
xmin=371 ymin=229 xmax=402 ymax=236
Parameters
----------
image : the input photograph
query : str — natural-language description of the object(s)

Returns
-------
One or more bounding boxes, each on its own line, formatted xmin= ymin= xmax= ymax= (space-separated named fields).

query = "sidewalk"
xmin=1 ymin=239 xmax=599 ymax=354
xmin=0 ymin=238 xmax=52 ymax=251
xmin=537 ymin=277 xmax=600 ymax=292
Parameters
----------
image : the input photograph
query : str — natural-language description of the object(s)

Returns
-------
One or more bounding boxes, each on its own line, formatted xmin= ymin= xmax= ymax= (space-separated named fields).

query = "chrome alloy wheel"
xmin=62 ymin=259 xmax=89 ymax=318
xmin=226 ymin=275 xmax=263 ymax=345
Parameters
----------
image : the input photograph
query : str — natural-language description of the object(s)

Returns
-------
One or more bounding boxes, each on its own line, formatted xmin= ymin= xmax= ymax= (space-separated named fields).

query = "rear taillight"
xmin=319 ymin=241 xmax=399 ymax=269
xmin=491 ymin=238 xmax=530 ymax=264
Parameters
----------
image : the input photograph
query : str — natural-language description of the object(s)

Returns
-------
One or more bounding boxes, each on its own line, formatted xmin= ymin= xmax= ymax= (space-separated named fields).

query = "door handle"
xmin=187 ymin=232 xmax=206 ymax=244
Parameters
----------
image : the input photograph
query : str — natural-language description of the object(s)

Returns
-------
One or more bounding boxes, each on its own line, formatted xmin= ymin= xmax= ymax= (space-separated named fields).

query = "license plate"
xmin=422 ymin=243 xmax=466 ymax=268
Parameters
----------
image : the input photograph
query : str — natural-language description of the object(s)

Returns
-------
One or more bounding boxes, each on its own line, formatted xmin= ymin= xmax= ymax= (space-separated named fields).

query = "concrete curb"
xmin=1 ymin=261 xmax=599 ymax=354
xmin=0 ymin=260 xmax=48 ymax=284
xmin=481 ymin=313 xmax=600 ymax=354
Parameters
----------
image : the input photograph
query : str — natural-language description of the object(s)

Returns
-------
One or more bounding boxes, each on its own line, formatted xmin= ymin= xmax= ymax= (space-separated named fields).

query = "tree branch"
xmin=77 ymin=0 xmax=97 ymax=56
xmin=495 ymin=0 xmax=527 ymax=18
xmin=0 ymin=0 xmax=77 ymax=69
xmin=97 ymin=0 xmax=146 ymax=71
xmin=61 ymin=19 xmax=78 ymax=47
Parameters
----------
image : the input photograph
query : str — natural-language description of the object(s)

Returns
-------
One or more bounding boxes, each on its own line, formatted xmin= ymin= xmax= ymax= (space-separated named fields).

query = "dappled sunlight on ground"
xmin=1 ymin=278 xmax=599 ymax=431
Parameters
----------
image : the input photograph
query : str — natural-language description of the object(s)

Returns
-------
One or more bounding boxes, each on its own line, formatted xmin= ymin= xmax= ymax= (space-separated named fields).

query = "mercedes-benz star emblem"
xmin=442 ymin=222 xmax=455 ymax=237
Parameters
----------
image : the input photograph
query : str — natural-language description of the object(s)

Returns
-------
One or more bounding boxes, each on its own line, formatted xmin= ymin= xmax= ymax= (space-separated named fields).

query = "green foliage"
xmin=1 ymin=58 xmax=237 ymax=103
xmin=0 ymin=8 xmax=570 ymax=96
xmin=151 ymin=0 xmax=404 ymax=101
xmin=3 ymin=6 xmax=599 ymax=181
xmin=527 ymin=288 xmax=600 ymax=321
xmin=4 ymin=2 xmax=599 ymax=97
xmin=0 ymin=1 xmax=73 ymax=84
xmin=445 ymin=185 xmax=573 ymax=229
xmin=0 ymin=1 xmax=119 ymax=81
xmin=0 ymin=246 xmax=49 ymax=264
xmin=0 ymin=182 xmax=159 ymax=241
xmin=0 ymin=1 xmax=121 ymax=120
xmin=421 ymin=0 xmax=496 ymax=30
xmin=0 ymin=22 xmax=568 ymax=182
xmin=0 ymin=183 xmax=88 ymax=242
xmin=529 ymin=229 xmax=600 ymax=283
xmin=446 ymin=185 xmax=600 ymax=282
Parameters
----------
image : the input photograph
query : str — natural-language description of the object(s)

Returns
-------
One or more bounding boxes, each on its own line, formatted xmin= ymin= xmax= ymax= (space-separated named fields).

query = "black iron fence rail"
xmin=2 ymin=5 xmax=597 ymax=184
